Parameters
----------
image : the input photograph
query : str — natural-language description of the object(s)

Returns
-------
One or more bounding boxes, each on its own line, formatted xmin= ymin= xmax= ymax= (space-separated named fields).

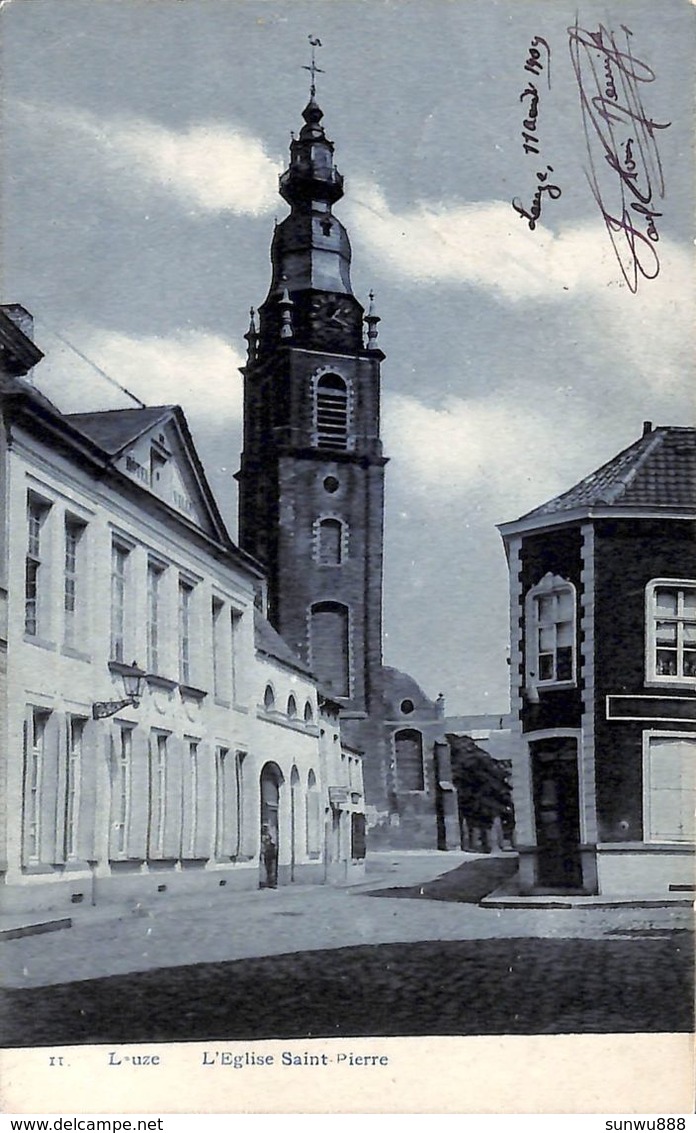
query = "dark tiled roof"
xmin=65 ymin=406 xmax=172 ymax=455
xmin=522 ymin=427 xmax=696 ymax=519
xmin=254 ymin=609 xmax=313 ymax=676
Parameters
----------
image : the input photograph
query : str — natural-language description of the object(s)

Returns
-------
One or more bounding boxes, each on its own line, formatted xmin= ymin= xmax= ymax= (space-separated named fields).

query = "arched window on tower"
xmin=317 ymin=517 xmax=344 ymax=565
xmin=309 ymin=601 xmax=350 ymax=697
xmin=394 ymin=728 xmax=425 ymax=792
xmin=316 ymin=374 xmax=348 ymax=450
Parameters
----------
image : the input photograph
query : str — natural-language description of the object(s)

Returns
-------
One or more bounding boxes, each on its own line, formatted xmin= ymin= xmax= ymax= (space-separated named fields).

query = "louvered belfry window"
xmin=316 ymin=374 xmax=348 ymax=450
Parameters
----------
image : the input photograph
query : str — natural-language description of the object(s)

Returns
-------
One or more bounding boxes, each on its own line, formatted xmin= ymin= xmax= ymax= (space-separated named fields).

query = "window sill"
xmin=23 ymin=634 xmax=56 ymax=652
xmin=180 ymin=683 xmax=208 ymax=701
xmin=62 ymin=644 xmax=91 ymax=663
xmin=597 ymin=841 xmax=695 ymax=853
xmin=644 ymin=677 xmax=696 ymax=691
xmin=145 ymin=673 xmax=178 ymax=691
xmin=532 ymin=680 xmax=577 ymax=692
xmin=214 ymin=696 xmax=231 ymax=709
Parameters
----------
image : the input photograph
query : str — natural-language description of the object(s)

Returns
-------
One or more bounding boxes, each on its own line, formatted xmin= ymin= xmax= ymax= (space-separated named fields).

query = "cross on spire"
xmin=303 ymin=35 xmax=324 ymax=97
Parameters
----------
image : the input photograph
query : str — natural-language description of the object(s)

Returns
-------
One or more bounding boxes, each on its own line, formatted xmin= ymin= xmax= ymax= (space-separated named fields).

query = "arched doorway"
xmin=260 ymin=762 xmax=283 ymax=888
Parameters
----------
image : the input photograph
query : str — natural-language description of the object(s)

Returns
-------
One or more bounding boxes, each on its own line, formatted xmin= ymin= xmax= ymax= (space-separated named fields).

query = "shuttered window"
xmin=316 ymin=374 xmax=348 ymax=450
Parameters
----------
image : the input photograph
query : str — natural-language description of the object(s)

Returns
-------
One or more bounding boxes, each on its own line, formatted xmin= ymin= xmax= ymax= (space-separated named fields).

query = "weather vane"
xmin=303 ymin=35 xmax=324 ymax=97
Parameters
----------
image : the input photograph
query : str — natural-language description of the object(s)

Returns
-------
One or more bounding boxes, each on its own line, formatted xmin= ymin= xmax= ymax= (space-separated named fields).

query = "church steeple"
xmin=238 ymin=53 xmax=387 ymax=748
xmin=257 ymin=52 xmax=364 ymax=355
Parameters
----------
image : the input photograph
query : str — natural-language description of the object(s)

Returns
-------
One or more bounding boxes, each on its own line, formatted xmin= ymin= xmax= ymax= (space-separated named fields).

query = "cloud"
xmin=347 ymin=180 xmax=691 ymax=304
xmin=347 ymin=181 xmax=694 ymax=398
xmin=345 ymin=182 xmax=610 ymax=299
xmin=32 ymin=326 xmax=244 ymax=427
xmin=18 ymin=101 xmax=282 ymax=215
xmin=383 ymin=390 xmax=573 ymax=515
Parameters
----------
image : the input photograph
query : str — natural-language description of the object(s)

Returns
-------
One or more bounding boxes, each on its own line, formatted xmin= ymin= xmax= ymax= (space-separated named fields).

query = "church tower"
xmin=236 ymin=77 xmax=389 ymax=801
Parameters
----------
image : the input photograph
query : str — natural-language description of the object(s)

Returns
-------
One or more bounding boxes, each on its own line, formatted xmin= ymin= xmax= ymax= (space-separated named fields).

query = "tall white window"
xmin=147 ymin=562 xmax=164 ymax=674
xmin=25 ymin=497 xmax=50 ymax=637
xmin=64 ymin=518 xmax=84 ymax=648
xmin=306 ymin=770 xmax=322 ymax=856
xmin=24 ymin=709 xmax=49 ymax=862
xmin=215 ymin=747 xmax=229 ymax=857
xmin=110 ymin=542 xmax=129 ymax=662
xmin=525 ymin=573 xmax=576 ymax=687
xmin=647 ymin=581 xmax=696 ymax=684
xmin=64 ymin=717 xmax=84 ymax=859
xmin=230 ymin=609 xmax=241 ymax=703
xmin=114 ymin=726 xmax=132 ymax=858
xmin=186 ymin=740 xmax=199 ymax=858
xmin=149 ymin=733 xmax=168 ymax=858
xmin=644 ymin=735 xmax=696 ymax=842
xmin=212 ymin=597 xmax=224 ymax=699
xmin=179 ymin=579 xmax=194 ymax=684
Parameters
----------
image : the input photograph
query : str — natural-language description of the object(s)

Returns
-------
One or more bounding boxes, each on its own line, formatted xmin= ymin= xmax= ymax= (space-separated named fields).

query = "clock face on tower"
xmin=308 ymin=294 xmax=360 ymax=347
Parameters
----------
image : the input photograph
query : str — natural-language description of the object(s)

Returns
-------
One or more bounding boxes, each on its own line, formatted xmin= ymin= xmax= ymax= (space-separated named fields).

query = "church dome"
xmin=381 ymin=666 xmax=441 ymax=721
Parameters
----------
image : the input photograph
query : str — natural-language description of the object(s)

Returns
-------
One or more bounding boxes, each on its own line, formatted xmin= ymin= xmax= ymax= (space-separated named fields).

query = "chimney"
xmin=642 ymin=420 xmax=653 ymax=436
xmin=1 ymin=304 xmax=34 ymax=340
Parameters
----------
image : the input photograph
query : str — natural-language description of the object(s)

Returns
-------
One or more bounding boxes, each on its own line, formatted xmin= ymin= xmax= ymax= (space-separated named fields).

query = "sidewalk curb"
xmin=0 ymin=917 xmax=72 ymax=941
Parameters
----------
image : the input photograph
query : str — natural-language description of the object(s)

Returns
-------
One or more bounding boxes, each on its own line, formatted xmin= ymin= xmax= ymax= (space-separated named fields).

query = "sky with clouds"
xmin=2 ymin=0 xmax=693 ymax=713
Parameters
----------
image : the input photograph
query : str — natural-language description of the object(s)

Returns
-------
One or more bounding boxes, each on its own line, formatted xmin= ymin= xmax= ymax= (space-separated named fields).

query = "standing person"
xmin=261 ymin=823 xmax=278 ymax=889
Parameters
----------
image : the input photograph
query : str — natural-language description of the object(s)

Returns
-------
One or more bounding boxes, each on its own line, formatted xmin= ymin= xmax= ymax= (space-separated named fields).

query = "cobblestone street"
xmin=2 ymin=854 xmax=692 ymax=1047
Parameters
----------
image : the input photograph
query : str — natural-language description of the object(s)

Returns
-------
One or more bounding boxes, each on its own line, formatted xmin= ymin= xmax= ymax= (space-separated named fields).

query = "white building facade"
xmin=1 ymin=316 xmax=365 ymax=917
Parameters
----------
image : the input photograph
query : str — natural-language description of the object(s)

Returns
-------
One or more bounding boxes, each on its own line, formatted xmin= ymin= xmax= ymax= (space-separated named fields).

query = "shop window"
xmin=644 ymin=734 xmax=696 ymax=842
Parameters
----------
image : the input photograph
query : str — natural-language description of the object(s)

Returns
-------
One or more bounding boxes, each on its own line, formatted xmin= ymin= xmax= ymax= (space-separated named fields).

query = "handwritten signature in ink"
xmin=568 ymin=19 xmax=670 ymax=292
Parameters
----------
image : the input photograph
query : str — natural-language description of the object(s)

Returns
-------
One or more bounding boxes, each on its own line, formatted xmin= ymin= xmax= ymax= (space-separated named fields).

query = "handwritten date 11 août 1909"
xmin=512 ymin=36 xmax=562 ymax=232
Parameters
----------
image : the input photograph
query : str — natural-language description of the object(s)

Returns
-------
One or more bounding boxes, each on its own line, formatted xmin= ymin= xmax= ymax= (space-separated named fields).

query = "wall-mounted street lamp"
xmin=92 ymin=661 xmax=146 ymax=720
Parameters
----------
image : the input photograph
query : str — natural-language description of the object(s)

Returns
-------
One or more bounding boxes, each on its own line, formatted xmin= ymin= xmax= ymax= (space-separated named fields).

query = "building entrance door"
xmin=260 ymin=762 xmax=282 ymax=888
xmin=531 ymin=738 xmax=582 ymax=889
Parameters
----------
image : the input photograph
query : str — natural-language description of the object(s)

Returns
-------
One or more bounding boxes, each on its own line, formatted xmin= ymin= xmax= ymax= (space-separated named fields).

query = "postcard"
xmin=0 ymin=0 xmax=693 ymax=1117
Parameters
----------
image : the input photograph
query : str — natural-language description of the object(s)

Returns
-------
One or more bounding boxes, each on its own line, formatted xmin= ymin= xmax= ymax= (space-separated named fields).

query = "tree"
xmin=446 ymin=734 xmax=514 ymax=852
